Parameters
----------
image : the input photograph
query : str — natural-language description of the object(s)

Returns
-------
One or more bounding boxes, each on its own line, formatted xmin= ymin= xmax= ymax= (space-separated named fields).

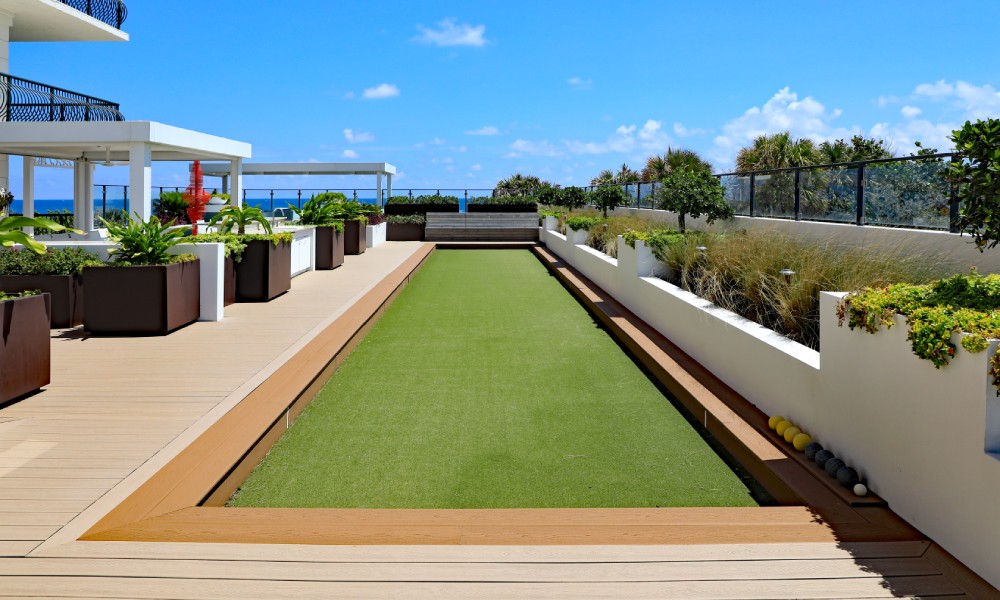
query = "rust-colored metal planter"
xmin=224 ymin=256 xmax=236 ymax=306
xmin=315 ymin=226 xmax=345 ymax=270
xmin=235 ymin=239 xmax=291 ymax=302
xmin=0 ymin=293 xmax=51 ymax=404
xmin=343 ymin=220 xmax=367 ymax=255
xmin=387 ymin=223 xmax=425 ymax=241
xmin=82 ymin=261 xmax=201 ymax=335
xmin=0 ymin=274 xmax=82 ymax=328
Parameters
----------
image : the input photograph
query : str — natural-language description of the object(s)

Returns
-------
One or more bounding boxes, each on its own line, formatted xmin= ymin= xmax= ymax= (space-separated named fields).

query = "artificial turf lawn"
xmin=229 ymin=250 xmax=759 ymax=508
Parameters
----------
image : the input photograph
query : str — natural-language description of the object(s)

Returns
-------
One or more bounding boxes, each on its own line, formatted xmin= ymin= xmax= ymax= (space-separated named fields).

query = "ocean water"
xmin=9 ymin=197 xmax=389 ymax=215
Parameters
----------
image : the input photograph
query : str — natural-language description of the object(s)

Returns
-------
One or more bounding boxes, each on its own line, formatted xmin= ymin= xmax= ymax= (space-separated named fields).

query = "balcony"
xmin=58 ymin=0 xmax=127 ymax=30
xmin=0 ymin=71 xmax=123 ymax=122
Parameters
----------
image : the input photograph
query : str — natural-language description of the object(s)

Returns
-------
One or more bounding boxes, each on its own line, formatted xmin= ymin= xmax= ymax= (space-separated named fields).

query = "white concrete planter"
xmin=171 ymin=242 xmax=224 ymax=322
xmin=285 ymin=227 xmax=316 ymax=277
xmin=366 ymin=222 xmax=387 ymax=248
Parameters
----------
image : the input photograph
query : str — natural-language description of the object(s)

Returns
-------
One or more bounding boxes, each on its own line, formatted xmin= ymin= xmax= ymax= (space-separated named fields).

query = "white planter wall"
xmin=171 ymin=243 xmax=224 ymax=322
xmin=542 ymin=222 xmax=1000 ymax=588
xmin=276 ymin=226 xmax=316 ymax=277
xmin=366 ymin=222 xmax=387 ymax=248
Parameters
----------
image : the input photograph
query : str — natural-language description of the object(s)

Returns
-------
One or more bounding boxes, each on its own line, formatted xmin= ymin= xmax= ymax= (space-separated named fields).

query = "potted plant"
xmin=186 ymin=232 xmax=247 ymax=306
xmin=289 ymin=195 xmax=345 ymax=270
xmin=83 ymin=215 xmax=200 ymax=335
xmin=0 ymin=290 xmax=50 ymax=404
xmin=153 ymin=191 xmax=190 ymax=225
xmin=0 ymin=247 xmax=101 ymax=328
xmin=331 ymin=201 xmax=368 ymax=255
xmin=386 ymin=214 xmax=425 ymax=241
xmin=209 ymin=205 xmax=291 ymax=302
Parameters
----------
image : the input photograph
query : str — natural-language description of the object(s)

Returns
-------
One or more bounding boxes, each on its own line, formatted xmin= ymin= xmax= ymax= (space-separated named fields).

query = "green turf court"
xmin=229 ymin=250 xmax=760 ymax=508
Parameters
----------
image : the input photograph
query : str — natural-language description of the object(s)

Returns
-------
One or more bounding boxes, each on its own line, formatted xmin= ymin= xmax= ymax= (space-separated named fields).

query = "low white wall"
xmin=366 ymin=222 xmax=387 ymax=248
xmin=275 ymin=226 xmax=316 ymax=277
xmin=541 ymin=222 xmax=1000 ymax=588
xmin=171 ymin=243 xmax=224 ymax=322
xmin=612 ymin=206 xmax=1000 ymax=274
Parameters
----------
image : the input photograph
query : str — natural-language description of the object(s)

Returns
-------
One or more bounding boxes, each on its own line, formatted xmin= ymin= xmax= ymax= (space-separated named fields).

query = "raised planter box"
xmin=366 ymin=222 xmax=387 ymax=248
xmin=343 ymin=220 xmax=367 ymax=255
xmin=224 ymin=256 xmax=236 ymax=306
xmin=0 ymin=293 xmax=51 ymax=404
xmin=315 ymin=226 xmax=345 ymax=270
xmin=468 ymin=203 xmax=538 ymax=213
xmin=236 ymin=240 xmax=291 ymax=302
xmin=387 ymin=222 xmax=425 ymax=241
xmin=82 ymin=261 xmax=201 ymax=335
xmin=0 ymin=274 xmax=82 ymax=328
xmin=384 ymin=203 xmax=459 ymax=216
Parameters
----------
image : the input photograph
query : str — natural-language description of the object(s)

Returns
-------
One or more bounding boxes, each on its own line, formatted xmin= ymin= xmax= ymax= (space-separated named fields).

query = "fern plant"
xmin=208 ymin=204 xmax=272 ymax=235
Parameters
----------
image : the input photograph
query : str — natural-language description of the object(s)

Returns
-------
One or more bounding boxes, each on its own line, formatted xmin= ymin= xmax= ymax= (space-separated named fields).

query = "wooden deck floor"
xmin=0 ymin=242 xmax=994 ymax=598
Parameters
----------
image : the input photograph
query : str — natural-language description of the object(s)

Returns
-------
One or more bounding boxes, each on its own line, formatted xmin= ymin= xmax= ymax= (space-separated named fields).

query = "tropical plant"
xmin=0 ymin=247 xmax=101 ymax=275
xmin=103 ymin=214 xmax=192 ymax=266
xmin=735 ymin=132 xmax=819 ymax=173
xmin=656 ymin=168 xmax=733 ymax=233
xmin=208 ymin=204 xmax=272 ymax=235
xmin=40 ymin=210 xmax=74 ymax=229
xmin=289 ymin=195 xmax=344 ymax=226
xmin=0 ymin=188 xmax=13 ymax=216
xmin=331 ymin=201 xmax=371 ymax=224
xmin=313 ymin=191 xmax=348 ymax=204
xmin=642 ymin=148 xmax=713 ymax=181
xmin=817 ymin=135 xmax=893 ymax=164
xmin=495 ymin=173 xmax=551 ymax=197
xmin=591 ymin=185 xmax=629 ymax=217
xmin=0 ymin=215 xmax=81 ymax=253
xmin=590 ymin=163 xmax=640 ymax=186
xmin=99 ymin=208 xmax=130 ymax=226
xmin=153 ymin=191 xmax=190 ymax=225
xmin=946 ymin=118 xmax=1000 ymax=251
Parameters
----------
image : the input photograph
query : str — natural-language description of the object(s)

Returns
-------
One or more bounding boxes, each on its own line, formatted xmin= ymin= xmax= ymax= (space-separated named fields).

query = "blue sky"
xmin=8 ymin=0 xmax=1000 ymax=198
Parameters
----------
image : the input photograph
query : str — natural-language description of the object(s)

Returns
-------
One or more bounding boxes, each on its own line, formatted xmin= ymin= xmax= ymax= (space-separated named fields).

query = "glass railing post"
xmin=749 ymin=173 xmax=756 ymax=217
xmin=794 ymin=169 xmax=801 ymax=220
xmin=949 ymin=158 xmax=961 ymax=234
xmin=855 ymin=163 xmax=865 ymax=225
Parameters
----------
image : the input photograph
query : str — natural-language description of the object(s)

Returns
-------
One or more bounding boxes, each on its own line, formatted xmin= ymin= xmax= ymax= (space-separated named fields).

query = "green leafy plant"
xmin=211 ymin=192 xmax=231 ymax=202
xmin=313 ymin=191 xmax=348 ymax=204
xmin=559 ymin=187 xmax=588 ymax=211
xmin=289 ymin=195 xmax=344 ymax=227
xmin=331 ymin=201 xmax=370 ymax=224
xmin=0 ymin=247 xmax=101 ymax=275
xmin=412 ymin=194 xmax=460 ymax=205
xmin=946 ymin=118 xmax=1000 ymax=251
xmin=0 ymin=290 xmax=40 ymax=301
xmin=565 ymin=216 xmax=604 ymax=231
xmin=590 ymin=185 xmax=629 ymax=217
xmin=656 ymin=167 xmax=734 ymax=233
xmin=239 ymin=232 xmax=294 ymax=246
xmin=103 ymin=213 xmax=192 ymax=266
xmin=386 ymin=195 xmax=415 ymax=205
xmin=153 ymin=191 xmax=190 ymax=225
xmin=208 ymin=204 xmax=272 ymax=235
xmin=187 ymin=232 xmax=248 ymax=262
xmin=387 ymin=214 xmax=426 ymax=225
xmin=468 ymin=195 xmax=537 ymax=205
xmin=0 ymin=188 xmax=13 ymax=215
xmin=623 ymin=229 xmax=685 ymax=251
xmin=0 ymin=215 xmax=81 ymax=253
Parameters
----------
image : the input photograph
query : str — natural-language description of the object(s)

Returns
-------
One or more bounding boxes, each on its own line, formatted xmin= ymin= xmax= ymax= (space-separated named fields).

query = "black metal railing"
xmin=0 ymin=72 xmax=124 ymax=122
xmin=585 ymin=153 xmax=959 ymax=232
xmin=58 ymin=0 xmax=127 ymax=30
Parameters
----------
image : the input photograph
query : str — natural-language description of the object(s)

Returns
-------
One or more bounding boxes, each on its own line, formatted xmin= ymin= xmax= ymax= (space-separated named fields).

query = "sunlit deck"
xmin=0 ymin=241 xmax=993 ymax=598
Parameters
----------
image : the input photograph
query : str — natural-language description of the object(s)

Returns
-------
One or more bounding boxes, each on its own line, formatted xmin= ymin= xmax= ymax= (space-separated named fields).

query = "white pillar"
xmin=0 ymin=12 xmax=12 ymax=190
xmin=229 ymin=158 xmax=242 ymax=206
xmin=83 ymin=162 xmax=95 ymax=232
xmin=128 ymin=142 xmax=152 ymax=222
xmin=22 ymin=156 xmax=33 ymax=236
xmin=72 ymin=161 xmax=86 ymax=231
xmin=387 ymin=173 xmax=392 ymax=199
xmin=376 ymin=173 xmax=383 ymax=207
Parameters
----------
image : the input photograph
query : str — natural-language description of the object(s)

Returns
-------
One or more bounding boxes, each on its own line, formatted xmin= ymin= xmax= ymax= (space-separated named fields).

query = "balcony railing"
xmin=0 ymin=72 xmax=124 ymax=122
xmin=58 ymin=0 xmax=127 ymax=30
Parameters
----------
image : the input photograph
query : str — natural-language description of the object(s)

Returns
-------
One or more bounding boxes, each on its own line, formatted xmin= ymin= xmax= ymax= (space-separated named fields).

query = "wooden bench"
xmin=425 ymin=213 xmax=539 ymax=242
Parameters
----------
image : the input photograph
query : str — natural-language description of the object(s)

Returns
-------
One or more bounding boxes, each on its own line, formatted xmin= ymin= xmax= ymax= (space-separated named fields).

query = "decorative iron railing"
xmin=0 ymin=72 xmax=124 ymax=122
xmin=58 ymin=0 xmax=127 ymax=30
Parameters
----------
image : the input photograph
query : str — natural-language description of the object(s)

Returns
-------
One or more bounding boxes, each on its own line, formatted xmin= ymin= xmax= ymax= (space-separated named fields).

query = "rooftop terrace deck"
xmin=0 ymin=241 xmax=993 ymax=598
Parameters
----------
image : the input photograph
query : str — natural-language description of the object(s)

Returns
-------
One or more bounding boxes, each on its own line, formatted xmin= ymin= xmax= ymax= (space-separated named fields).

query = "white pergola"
xmin=202 ymin=162 xmax=396 ymax=206
xmin=0 ymin=121 xmax=251 ymax=232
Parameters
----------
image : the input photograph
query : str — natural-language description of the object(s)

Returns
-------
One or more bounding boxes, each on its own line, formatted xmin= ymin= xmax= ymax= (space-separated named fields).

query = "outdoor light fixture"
xmin=696 ymin=245 xmax=708 ymax=253
xmin=780 ymin=268 xmax=796 ymax=283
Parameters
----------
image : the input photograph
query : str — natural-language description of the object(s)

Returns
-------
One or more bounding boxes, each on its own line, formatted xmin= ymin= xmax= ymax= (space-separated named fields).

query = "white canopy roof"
xmin=202 ymin=162 xmax=395 ymax=177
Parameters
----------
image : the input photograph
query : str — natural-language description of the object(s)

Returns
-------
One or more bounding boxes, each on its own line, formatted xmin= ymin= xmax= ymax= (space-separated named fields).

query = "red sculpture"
xmin=183 ymin=160 xmax=210 ymax=234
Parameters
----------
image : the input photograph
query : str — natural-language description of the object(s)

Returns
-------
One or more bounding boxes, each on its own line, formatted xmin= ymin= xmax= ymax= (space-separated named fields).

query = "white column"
xmin=72 ymin=161 xmax=85 ymax=231
xmin=229 ymin=158 xmax=242 ymax=206
xmin=22 ymin=156 xmax=34 ymax=236
xmin=387 ymin=173 xmax=392 ymax=199
xmin=129 ymin=142 xmax=152 ymax=222
xmin=0 ymin=12 xmax=12 ymax=190
xmin=83 ymin=162 xmax=95 ymax=232
xmin=376 ymin=173 xmax=383 ymax=207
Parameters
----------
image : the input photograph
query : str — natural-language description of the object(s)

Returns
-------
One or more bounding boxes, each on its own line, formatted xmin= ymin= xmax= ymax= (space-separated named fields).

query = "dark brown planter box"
xmin=315 ymin=226 xmax=345 ymax=270
xmin=0 ymin=293 xmax=51 ymax=404
xmin=344 ymin=220 xmax=367 ymax=255
xmin=467 ymin=203 xmax=538 ymax=213
xmin=82 ymin=260 xmax=200 ymax=335
xmin=236 ymin=239 xmax=291 ymax=302
xmin=387 ymin=222 xmax=425 ymax=241
xmin=385 ymin=203 xmax=459 ymax=216
xmin=224 ymin=256 xmax=236 ymax=306
xmin=0 ymin=274 xmax=82 ymax=328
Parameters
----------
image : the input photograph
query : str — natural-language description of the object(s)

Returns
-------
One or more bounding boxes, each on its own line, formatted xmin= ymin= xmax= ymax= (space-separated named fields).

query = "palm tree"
xmin=495 ymin=173 xmax=550 ymax=197
xmin=590 ymin=164 xmax=639 ymax=186
xmin=735 ymin=132 xmax=819 ymax=173
xmin=642 ymin=148 xmax=713 ymax=181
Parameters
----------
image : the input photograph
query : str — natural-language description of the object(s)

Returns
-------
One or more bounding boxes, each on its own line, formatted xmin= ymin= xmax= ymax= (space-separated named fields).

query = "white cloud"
xmin=505 ymin=139 xmax=563 ymax=158
xmin=362 ymin=83 xmax=400 ymax=100
xmin=414 ymin=18 xmax=488 ymax=47
xmin=673 ymin=122 xmax=706 ymax=137
xmin=565 ymin=120 xmax=670 ymax=155
xmin=465 ymin=125 xmax=500 ymax=136
xmin=567 ymin=76 xmax=593 ymax=91
xmin=456 ymin=146 xmax=468 ymax=153
xmin=869 ymin=119 xmax=956 ymax=155
xmin=876 ymin=95 xmax=898 ymax=107
xmin=342 ymin=149 xmax=359 ymax=159
xmin=471 ymin=164 xmax=482 ymax=171
xmin=914 ymin=79 xmax=1000 ymax=119
xmin=901 ymin=105 xmax=922 ymax=119
xmin=343 ymin=128 xmax=374 ymax=143
xmin=431 ymin=137 xmax=445 ymax=145
xmin=914 ymin=80 xmax=955 ymax=100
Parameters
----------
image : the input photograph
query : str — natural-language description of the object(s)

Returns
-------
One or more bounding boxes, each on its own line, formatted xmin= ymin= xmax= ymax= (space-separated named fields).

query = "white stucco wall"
xmin=366 ymin=222 xmax=387 ymax=248
xmin=541 ymin=221 xmax=1000 ymax=588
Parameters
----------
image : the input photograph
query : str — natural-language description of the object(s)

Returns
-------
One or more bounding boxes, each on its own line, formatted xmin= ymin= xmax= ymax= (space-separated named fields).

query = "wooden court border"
xmin=79 ymin=242 xmax=907 ymax=547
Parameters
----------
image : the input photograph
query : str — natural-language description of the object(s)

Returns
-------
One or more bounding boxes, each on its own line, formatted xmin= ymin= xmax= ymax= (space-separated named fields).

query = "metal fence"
xmin=58 ymin=0 xmax=128 ymax=30
xmin=1 ymin=72 xmax=124 ymax=122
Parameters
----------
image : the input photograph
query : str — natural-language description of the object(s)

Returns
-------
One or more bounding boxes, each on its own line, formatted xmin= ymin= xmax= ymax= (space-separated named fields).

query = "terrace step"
xmin=425 ymin=213 xmax=539 ymax=241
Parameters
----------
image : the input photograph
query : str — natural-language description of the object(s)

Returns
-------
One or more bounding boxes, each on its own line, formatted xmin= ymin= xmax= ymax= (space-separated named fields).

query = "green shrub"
xmin=387 ymin=214 xmax=426 ymax=224
xmin=560 ymin=187 xmax=588 ymax=211
xmin=313 ymin=192 xmax=348 ymax=204
xmin=591 ymin=186 xmax=628 ymax=217
xmin=386 ymin=195 xmax=414 ymax=205
xmin=565 ymin=216 xmax=603 ymax=232
xmin=413 ymin=194 xmax=460 ymax=205
xmin=239 ymin=232 xmax=294 ymax=245
xmin=0 ymin=247 xmax=101 ymax=275
xmin=153 ymin=191 xmax=190 ymax=225
xmin=0 ymin=290 xmax=40 ymax=301
xmin=187 ymin=232 xmax=248 ymax=262
xmin=103 ymin=214 xmax=192 ymax=266
xmin=469 ymin=196 xmax=537 ymax=205
xmin=947 ymin=118 xmax=1000 ymax=251
xmin=623 ymin=229 xmax=685 ymax=251
xmin=655 ymin=168 xmax=733 ymax=233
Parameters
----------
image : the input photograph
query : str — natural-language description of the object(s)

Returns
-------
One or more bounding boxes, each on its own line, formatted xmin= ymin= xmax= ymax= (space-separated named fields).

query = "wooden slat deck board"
xmin=0 ymin=241 xmax=993 ymax=597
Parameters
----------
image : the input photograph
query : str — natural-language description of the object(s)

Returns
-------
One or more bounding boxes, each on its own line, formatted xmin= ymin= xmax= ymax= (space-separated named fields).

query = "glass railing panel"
xmin=753 ymin=172 xmax=796 ymax=219
xmin=864 ymin=158 xmax=950 ymax=229
xmin=799 ymin=166 xmax=857 ymax=223
xmin=720 ymin=175 xmax=750 ymax=216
